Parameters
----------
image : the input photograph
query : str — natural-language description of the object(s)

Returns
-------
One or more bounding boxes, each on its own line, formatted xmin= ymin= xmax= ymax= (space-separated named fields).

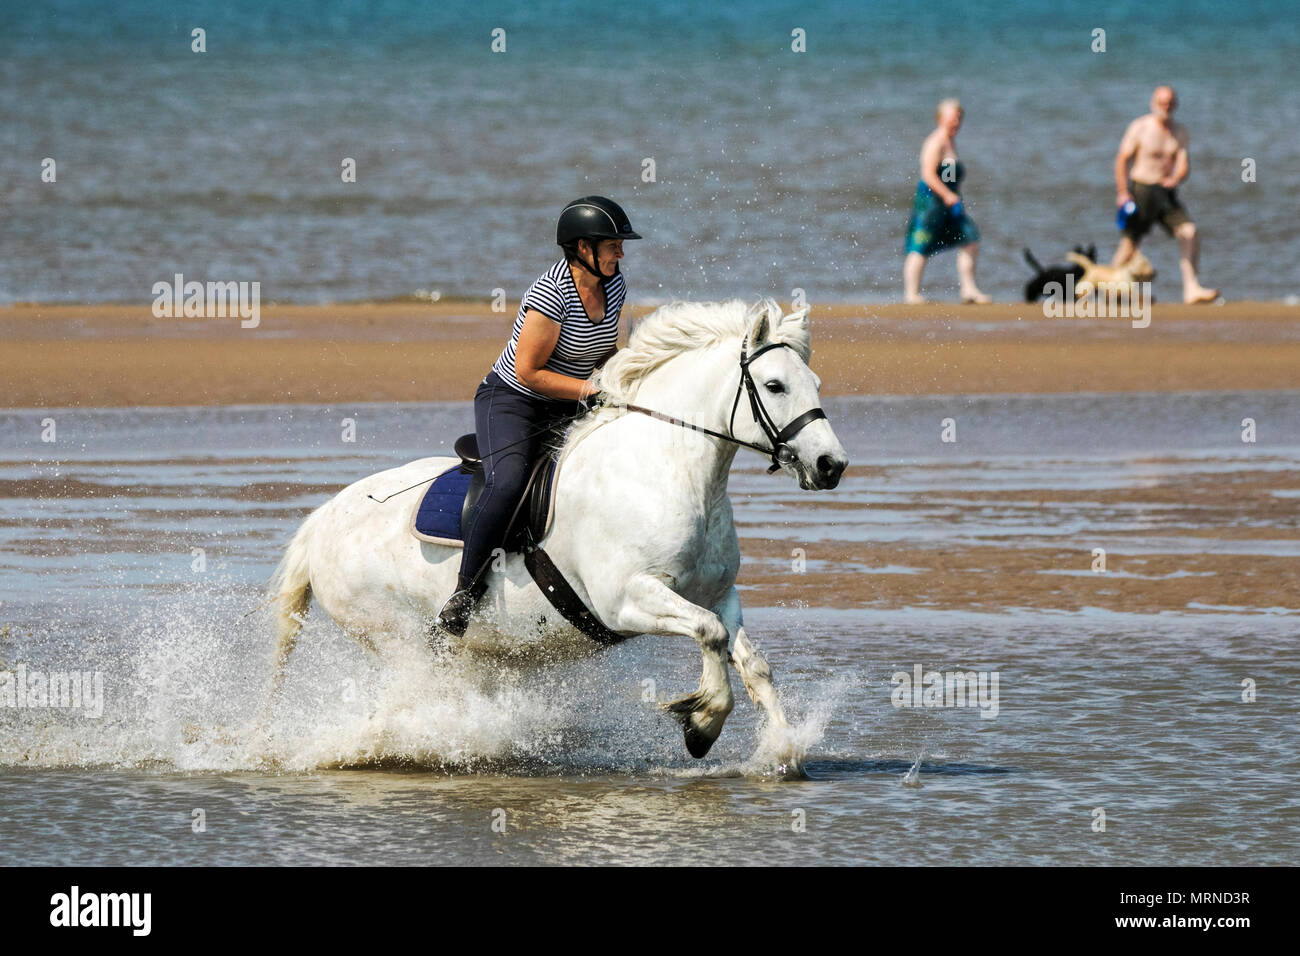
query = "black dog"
xmin=1022 ymin=244 xmax=1097 ymax=302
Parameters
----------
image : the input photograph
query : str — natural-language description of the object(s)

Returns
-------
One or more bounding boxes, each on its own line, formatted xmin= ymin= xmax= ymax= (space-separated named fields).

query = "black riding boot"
xmin=434 ymin=576 xmax=487 ymax=638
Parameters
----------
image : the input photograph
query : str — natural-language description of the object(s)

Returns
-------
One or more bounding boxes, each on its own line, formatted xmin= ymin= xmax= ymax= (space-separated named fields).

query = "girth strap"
xmin=523 ymin=544 xmax=634 ymax=646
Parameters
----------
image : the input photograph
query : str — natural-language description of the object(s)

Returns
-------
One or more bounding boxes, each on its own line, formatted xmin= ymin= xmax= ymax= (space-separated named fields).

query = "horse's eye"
xmin=765 ymin=381 xmax=784 ymax=394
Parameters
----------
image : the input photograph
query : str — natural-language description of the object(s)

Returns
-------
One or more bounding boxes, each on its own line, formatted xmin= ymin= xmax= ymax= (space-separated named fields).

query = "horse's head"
xmin=736 ymin=299 xmax=848 ymax=490
xmin=582 ymin=297 xmax=849 ymax=489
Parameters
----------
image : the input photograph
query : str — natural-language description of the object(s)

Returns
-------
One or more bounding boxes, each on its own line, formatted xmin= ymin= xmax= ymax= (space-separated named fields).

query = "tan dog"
xmin=1066 ymin=250 xmax=1155 ymax=299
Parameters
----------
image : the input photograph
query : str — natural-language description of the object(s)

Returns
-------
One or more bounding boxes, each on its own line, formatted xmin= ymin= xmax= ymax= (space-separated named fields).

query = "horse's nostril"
xmin=817 ymin=454 xmax=835 ymax=475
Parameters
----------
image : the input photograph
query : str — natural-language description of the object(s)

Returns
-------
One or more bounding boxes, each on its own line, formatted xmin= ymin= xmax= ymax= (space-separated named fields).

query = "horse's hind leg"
xmin=614 ymin=573 xmax=734 ymax=758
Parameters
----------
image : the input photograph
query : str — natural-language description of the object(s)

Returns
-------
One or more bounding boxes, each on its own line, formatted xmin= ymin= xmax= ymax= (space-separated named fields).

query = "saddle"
xmin=410 ymin=433 xmax=559 ymax=551
xmin=409 ymin=433 xmax=630 ymax=647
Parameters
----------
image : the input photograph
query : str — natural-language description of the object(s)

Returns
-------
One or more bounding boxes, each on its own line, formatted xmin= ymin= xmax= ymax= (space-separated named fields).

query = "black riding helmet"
xmin=557 ymin=196 xmax=641 ymax=281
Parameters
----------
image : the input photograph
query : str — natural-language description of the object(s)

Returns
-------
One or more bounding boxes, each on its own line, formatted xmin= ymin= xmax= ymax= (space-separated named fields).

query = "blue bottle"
xmin=1116 ymin=199 xmax=1137 ymax=230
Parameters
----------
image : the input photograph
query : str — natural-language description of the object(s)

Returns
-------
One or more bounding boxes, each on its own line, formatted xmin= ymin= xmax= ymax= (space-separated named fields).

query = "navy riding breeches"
xmin=455 ymin=370 xmax=582 ymax=591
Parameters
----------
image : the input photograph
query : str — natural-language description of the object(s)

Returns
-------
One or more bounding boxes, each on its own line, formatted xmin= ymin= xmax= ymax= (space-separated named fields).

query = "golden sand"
xmin=2 ymin=300 xmax=1297 ymax=407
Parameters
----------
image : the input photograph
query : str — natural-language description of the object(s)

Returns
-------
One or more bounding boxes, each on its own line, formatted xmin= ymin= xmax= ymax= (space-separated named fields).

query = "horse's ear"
xmin=781 ymin=305 xmax=811 ymax=332
xmin=746 ymin=299 xmax=777 ymax=347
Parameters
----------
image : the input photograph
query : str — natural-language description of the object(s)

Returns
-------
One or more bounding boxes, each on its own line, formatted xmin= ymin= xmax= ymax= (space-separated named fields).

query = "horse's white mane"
xmin=597 ymin=297 xmax=812 ymax=404
xmin=554 ymin=297 xmax=812 ymax=455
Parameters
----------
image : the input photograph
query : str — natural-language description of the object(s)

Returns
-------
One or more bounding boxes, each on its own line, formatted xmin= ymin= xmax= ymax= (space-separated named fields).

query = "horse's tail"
xmin=267 ymin=504 xmax=326 ymax=697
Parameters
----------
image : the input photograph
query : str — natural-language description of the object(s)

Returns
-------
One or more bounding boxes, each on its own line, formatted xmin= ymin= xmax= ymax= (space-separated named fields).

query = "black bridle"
xmin=618 ymin=339 xmax=827 ymax=474
xmin=729 ymin=340 xmax=828 ymax=473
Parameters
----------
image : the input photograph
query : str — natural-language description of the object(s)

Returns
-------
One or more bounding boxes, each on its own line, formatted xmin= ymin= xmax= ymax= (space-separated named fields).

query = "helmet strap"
xmin=573 ymin=240 xmax=613 ymax=284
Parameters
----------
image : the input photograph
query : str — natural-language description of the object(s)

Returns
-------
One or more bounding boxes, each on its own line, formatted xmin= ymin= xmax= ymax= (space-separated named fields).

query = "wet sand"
xmin=739 ymin=455 xmax=1300 ymax=613
xmin=741 ymin=538 xmax=1300 ymax=615
xmin=3 ymin=445 xmax=1295 ymax=615
xmin=3 ymin=300 xmax=1298 ymax=407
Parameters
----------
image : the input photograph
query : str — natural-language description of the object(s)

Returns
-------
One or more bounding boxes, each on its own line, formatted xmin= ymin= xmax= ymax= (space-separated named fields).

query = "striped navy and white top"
xmin=491 ymin=259 xmax=627 ymax=401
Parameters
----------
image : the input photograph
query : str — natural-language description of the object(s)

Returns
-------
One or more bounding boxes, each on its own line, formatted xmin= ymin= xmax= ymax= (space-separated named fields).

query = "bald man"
xmin=1112 ymin=86 xmax=1219 ymax=304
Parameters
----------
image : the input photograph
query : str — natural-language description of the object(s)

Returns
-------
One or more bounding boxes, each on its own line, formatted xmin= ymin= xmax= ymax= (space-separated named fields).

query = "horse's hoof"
xmin=682 ymin=723 xmax=716 ymax=759
xmin=663 ymin=692 xmax=727 ymax=759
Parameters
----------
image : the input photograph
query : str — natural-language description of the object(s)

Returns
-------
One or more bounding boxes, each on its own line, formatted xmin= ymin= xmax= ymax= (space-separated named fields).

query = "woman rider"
xmin=435 ymin=196 xmax=642 ymax=637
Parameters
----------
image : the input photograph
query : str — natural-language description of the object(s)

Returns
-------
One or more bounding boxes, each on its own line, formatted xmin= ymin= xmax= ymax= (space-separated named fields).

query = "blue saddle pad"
xmin=414 ymin=465 xmax=473 ymax=541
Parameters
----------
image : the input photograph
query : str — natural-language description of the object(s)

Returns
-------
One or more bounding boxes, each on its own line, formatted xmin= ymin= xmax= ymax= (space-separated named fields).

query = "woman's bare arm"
xmin=512 ymin=309 xmax=599 ymax=400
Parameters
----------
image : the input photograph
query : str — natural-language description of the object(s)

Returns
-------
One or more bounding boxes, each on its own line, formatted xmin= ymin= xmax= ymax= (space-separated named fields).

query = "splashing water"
xmin=901 ymin=750 xmax=924 ymax=788
xmin=0 ymin=582 xmax=837 ymax=778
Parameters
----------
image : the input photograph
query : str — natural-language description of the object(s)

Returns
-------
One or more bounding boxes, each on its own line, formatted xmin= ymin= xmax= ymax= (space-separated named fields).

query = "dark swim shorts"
xmin=1123 ymin=181 xmax=1192 ymax=241
xmin=904 ymin=182 xmax=980 ymax=257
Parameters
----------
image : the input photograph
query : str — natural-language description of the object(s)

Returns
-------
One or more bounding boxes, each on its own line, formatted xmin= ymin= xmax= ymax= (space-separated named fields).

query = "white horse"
xmin=267 ymin=298 xmax=848 ymax=765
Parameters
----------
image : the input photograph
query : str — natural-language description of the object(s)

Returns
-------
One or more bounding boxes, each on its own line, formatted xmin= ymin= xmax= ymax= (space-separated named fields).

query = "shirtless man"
xmin=902 ymin=99 xmax=990 ymax=304
xmin=1112 ymin=86 xmax=1218 ymax=303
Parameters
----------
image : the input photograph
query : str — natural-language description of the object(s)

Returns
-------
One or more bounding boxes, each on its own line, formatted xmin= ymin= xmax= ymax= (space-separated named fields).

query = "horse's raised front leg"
xmin=714 ymin=587 xmax=789 ymax=731
xmin=614 ymin=572 xmax=734 ymax=758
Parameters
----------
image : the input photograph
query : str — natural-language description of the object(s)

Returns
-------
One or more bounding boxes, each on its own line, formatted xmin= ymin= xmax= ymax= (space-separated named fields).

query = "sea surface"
xmin=2 ymin=0 xmax=1299 ymax=305
xmin=1 ymin=392 xmax=1297 ymax=865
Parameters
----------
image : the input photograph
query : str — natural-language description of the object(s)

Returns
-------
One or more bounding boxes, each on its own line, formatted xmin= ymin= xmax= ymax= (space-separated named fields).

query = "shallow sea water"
xmin=0 ymin=393 xmax=1296 ymax=865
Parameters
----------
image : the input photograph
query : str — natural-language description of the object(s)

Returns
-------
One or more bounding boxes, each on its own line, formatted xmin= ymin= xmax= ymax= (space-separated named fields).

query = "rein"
xmin=368 ymin=339 xmax=825 ymax=503
xmin=611 ymin=340 xmax=825 ymax=474
xmin=613 ymin=403 xmax=770 ymax=460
